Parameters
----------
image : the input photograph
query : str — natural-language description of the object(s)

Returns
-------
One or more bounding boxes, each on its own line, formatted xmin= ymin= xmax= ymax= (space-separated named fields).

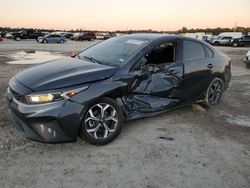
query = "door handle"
xmin=207 ymin=63 xmax=214 ymax=69
xmin=167 ymin=69 xmax=179 ymax=75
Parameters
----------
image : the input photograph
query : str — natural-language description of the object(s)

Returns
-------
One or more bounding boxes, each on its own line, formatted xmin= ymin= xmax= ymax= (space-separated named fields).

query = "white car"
xmin=244 ymin=50 xmax=250 ymax=68
xmin=218 ymin=32 xmax=243 ymax=39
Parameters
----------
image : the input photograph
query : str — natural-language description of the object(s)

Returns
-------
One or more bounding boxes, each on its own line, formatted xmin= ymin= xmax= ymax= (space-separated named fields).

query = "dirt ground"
xmin=0 ymin=40 xmax=249 ymax=188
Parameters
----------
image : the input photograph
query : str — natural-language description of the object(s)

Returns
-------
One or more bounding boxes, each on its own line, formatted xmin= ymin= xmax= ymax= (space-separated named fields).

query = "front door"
xmin=125 ymin=41 xmax=184 ymax=113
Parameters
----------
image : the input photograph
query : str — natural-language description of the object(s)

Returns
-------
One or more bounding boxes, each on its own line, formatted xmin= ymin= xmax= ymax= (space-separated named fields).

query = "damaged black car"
xmin=6 ymin=34 xmax=231 ymax=145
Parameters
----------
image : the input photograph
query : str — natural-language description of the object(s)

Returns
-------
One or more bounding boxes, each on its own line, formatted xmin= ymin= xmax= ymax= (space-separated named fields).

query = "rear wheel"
xmin=80 ymin=98 xmax=124 ymax=145
xmin=204 ymin=78 xmax=224 ymax=107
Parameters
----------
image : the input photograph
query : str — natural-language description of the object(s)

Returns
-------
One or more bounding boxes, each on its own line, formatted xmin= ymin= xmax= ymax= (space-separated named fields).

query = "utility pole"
xmin=234 ymin=22 xmax=238 ymax=32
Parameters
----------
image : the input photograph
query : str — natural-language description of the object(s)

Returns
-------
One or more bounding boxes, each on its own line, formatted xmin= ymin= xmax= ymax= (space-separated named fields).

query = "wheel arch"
xmin=71 ymin=80 xmax=128 ymax=118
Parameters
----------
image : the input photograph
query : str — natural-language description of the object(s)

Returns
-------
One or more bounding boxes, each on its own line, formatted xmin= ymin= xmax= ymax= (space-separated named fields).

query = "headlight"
xmin=26 ymin=92 xmax=63 ymax=104
xmin=25 ymin=86 xmax=88 ymax=104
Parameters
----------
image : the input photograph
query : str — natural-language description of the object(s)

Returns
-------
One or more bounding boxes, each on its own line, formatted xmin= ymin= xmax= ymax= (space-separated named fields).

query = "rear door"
xmin=181 ymin=40 xmax=214 ymax=100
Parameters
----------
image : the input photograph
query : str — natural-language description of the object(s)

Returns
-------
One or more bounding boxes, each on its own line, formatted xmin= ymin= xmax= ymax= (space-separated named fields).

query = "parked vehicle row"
xmin=177 ymin=32 xmax=250 ymax=47
xmin=1 ymin=29 xmax=249 ymax=47
xmin=209 ymin=32 xmax=250 ymax=47
xmin=0 ymin=29 xmax=118 ymax=42
xmin=70 ymin=32 xmax=117 ymax=41
xmin=12 ymin=29 xmax=45 ymax=40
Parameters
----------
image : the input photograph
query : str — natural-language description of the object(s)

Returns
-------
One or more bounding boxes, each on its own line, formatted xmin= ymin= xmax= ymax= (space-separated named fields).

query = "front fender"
xmin=70 ymin=79 xmax=128 ymax=105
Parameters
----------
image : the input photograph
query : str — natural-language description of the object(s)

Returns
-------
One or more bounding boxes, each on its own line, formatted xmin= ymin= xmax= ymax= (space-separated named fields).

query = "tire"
xmin=42 ymin=39 xmax=48 ymax=44
xmin=232 ymin=42 xmax=238 ymax=47
xmin=80 ymin=98 xmax=124 ymax=145
xmin=204 ymin=77 xmax=224 ymax=107
xmin=59 ymin=39 xmax=64 ymax=43
xmin=214 ymin=41 xmax=220 ymax=46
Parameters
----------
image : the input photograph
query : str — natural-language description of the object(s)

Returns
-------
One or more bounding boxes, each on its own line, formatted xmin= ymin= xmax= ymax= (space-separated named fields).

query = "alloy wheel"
xmin=84 ymin=103 xmax=118 ymax=140
xmin=233 ymin=42 xmax=238 ymax=47
xmin=208 ymin=80 xmax=223 ymax=105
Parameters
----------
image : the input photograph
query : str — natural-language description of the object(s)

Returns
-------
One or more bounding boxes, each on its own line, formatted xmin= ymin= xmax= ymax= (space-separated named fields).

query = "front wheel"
xmin=204 ymin=78 xmax=224 ymax=107
xmin=213 ymin=41 xmax=220 ymax=46
xmin=42 ymin=39 xmax=48 ymax=43
xmin=232 ymin=42 xmax=238 ymax=47
xmin=80 ymin=98 xmax=124 ymax=145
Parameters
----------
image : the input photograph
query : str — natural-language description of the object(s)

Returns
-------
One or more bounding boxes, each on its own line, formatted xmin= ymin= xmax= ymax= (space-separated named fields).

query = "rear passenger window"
xmin=204 ymin=45 xmax=213 ymax=58
xmin=184 ymin=40 xmax=206 ymax=60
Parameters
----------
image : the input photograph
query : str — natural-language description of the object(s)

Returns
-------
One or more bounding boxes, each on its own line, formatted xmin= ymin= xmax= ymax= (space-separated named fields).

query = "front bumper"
xmin=6 ymin=87 xmax=84 ymax=143
xmin=37 ymin=38 xmax=43 ymax=43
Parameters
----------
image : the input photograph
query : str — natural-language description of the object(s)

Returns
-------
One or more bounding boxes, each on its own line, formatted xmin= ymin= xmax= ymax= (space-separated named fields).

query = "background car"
xmin=104 ymin=32 xmax=116 ymax=40
xmin=96 ymin=32 xmax=107 ymax=39
xmin=37 ymin=34 xmax=66 ymax=43
xmin=0 ymin=36 xmax=3 ymax=42
xmin=7 ymin=34 xmax=231 ymax=145
xmin=231 ymin=35 xmax=250 ymax=47
xmin=12 ymin=29 xmax=45 ymax=40
xmin=211 ymin=36 xmax=233 ymax=46
xmin=0 ymin=31 xmax=7 ymax=38
xmin=51 ymin=31 xmax=73 ymax=39
xmin=244 ymin=50 xmax=250 ymax=68
xmin=72 ymin=32 xmax=96 ymax=41
xmin=201 ymin=35 xmax=212 ymax=43
xmin=64 ymin=32 xmax=73 ymax=39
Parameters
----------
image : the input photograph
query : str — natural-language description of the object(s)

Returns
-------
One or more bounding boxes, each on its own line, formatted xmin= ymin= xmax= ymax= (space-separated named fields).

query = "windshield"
xmin=78 ymin=36 xmax=150 ymax=66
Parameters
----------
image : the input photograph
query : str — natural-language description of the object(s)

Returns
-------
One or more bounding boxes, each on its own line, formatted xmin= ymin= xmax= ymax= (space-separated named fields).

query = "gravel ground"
xmin=0 ymin=39 xmax=249 ymax=188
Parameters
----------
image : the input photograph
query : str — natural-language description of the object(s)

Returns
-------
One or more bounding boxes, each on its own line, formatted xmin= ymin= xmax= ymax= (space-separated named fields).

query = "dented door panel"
xmin=123 ymin=61 xmax=184 ymax=114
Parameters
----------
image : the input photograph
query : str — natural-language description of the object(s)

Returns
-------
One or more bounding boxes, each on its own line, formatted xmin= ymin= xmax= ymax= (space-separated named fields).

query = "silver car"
xmin=211 ymin=36 xmax=233 ymax=46
xmin=37 ymin=34 xmax=66 ymax=43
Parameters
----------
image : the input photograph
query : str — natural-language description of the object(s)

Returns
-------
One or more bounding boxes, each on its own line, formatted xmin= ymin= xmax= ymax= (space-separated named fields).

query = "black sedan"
xmin=231 ymin=35 xmax=250 ymax=47
xmin=6 ymin=34 xmax=231 ymax=145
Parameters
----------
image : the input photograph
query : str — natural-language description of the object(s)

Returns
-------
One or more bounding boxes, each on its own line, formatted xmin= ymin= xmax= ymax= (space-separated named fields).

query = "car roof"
xmin=118 ymin=33 xmax=202 ymax=43
xmin=122 ymin=33 xmax=180 ymax=40
xmin=119 ymin=33 xmax=216 ymax=51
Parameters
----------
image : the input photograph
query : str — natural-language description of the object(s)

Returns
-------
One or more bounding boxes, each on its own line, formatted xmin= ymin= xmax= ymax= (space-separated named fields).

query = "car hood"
xmin=15 ymin=57 xmax=117 ymax=91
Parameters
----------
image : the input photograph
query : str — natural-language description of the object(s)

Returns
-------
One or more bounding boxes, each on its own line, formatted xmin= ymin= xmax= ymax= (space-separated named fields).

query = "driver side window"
xmin=141 ymin=42 xmax=176 ymax=67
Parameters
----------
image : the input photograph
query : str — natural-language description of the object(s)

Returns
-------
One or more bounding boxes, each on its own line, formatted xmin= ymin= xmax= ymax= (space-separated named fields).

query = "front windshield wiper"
xmin=83 ymin=56 xmax=102 ymax=64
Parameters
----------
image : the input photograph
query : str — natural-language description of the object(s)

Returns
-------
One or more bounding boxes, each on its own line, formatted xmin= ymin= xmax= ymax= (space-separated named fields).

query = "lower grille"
xmin=9 ymin=87 xmax=27 ymax=103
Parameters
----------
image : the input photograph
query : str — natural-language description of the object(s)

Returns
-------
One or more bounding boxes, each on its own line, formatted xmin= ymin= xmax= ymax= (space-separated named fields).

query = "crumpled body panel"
xmin=121 ymin=64 xmax=183 ymax=119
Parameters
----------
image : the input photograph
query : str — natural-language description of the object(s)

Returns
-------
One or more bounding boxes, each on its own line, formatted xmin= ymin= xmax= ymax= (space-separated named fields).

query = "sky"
xmin=0 ymin=0 xmax=249 ymax=31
